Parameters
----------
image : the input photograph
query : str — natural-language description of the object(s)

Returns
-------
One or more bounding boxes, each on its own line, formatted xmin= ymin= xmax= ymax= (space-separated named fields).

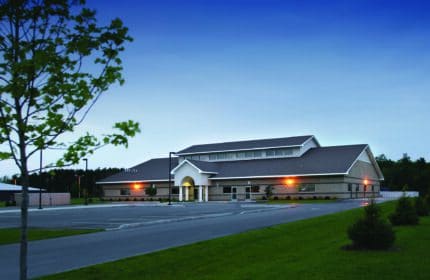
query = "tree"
xmin=264 ymin=185 xmax=273 ymax=200
xmin=0 ymin=1 xmax=139 ymax=279
xmin=389 ymin=196 xmax=419 ymax=226
xmin=347 ymin=200 xmax=395 ymax=250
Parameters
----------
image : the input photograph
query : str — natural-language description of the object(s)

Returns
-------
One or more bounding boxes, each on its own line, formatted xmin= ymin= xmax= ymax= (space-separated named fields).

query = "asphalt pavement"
xmin=0 ymin=200 xmax=373 ymax=279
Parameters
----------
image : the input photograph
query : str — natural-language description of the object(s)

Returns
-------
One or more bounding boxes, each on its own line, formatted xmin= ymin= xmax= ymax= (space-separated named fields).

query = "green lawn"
xmin=0 ymin=228 xmax=102 ymax=246
xmin=0 ymin=201 xmax=5 ymax=207
xmin=70 ymin=197 xmax=107 ymax=205
xmin=39 ymin=201 xmax=430 ymax=280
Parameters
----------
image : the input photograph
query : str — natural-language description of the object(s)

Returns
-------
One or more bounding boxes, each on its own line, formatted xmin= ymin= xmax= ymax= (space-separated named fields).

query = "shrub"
xmin=88 ymin=198 xmax=93 ymax=203
xmin=264 ymin=185 xmax=273 ymax=200
xmin=286 ymin=196 xmax=291 ymax=200
xmin=140 ymin=197 xmax=145 ymax=201
xmin=274 ymin=196 xmax=279 ymax=200
xmin=298 ymin=196 xmax=303 ymax=200
xmin=347 ymin=200 xmax=395 ymax=250
xmin=414 ymin=197 xmax=429 ymax=216
xmin=145 ymin=185 xmax=157 ymax=197
xmin=313 ymin=196 xmax=317 ymax=200
xmin=389 ymin=196 xmax=419 ymax=225
xmin=324 ymin=196 xmax=330 ymax=200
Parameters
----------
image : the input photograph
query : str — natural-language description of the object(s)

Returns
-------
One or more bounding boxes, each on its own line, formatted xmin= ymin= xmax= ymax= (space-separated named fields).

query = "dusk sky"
xmin=2 ymin=0 xmax=430 ymax=176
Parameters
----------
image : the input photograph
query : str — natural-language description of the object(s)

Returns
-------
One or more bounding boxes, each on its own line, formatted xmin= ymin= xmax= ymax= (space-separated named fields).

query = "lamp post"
xmin=38 ymin=149 xmax=43 ymax=209
xmin=168 ymin=152 xmax=175 ymax=205
xmin=83 ymin=158 xmax=88 ymax=205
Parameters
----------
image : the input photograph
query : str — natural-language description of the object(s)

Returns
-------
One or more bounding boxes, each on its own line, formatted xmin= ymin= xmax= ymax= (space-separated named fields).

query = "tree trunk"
xmin=19 ymin=161 xmax=29 ymax=280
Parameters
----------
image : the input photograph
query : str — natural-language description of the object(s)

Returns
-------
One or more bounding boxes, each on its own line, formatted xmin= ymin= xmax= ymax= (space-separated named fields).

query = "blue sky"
xmin=1 ymin=0 xmax=430 ymax=175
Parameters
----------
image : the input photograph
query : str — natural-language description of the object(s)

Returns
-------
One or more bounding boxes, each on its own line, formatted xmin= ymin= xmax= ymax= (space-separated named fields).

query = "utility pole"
xmin=83 ymin=158 xmax=88 ymax=205
xmin=38 ymin=149 xmax=43 ymax=209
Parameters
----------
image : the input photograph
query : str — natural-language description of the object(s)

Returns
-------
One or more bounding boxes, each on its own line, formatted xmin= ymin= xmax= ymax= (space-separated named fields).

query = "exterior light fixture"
xmin=285 ymin=178 xmax=295 ymax=186
xmin=133 ymin=183 xmax=141 ymax=190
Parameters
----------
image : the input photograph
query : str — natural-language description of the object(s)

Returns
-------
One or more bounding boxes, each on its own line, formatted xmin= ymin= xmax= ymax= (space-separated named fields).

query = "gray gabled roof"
xmin=97 ymin=144 xmax=370 ymax=184
xmin=210 ymin=144 xmax=368 ymax=179
xmin=176 ymin=135 xmax=315 ymax=155
xmin=97 ymin=157 xmax=179 ymax=183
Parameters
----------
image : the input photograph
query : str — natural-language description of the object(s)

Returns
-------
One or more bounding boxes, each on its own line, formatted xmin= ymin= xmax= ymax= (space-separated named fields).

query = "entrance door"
xmin=245 ymin=187 xmax=251 ymax=200
xmin=231 ymin=187 xmax=238 ymax=201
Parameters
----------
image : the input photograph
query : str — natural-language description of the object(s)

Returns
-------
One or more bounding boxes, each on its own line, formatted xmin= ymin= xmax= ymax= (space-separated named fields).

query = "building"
xmin=97 ymin=135 xmax=384 ymax=201
xmin=0 ymin=182 xmax=44 ymax=202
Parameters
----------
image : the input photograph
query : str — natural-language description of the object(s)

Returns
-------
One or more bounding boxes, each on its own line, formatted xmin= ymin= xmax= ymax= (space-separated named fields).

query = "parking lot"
xmin=0 ymin=202 xmax=290 ymax=230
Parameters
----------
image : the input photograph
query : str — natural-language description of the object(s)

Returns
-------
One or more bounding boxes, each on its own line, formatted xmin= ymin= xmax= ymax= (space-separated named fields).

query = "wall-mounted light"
xmin=133 ymin=183 xmax=141 ymax=190
xmin=284 ymin=178 xmax=295 ymax=187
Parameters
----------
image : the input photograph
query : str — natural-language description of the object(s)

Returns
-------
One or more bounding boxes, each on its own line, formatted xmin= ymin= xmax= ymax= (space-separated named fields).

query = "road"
xmin=0 ymin=200 xmax=370 ymax=279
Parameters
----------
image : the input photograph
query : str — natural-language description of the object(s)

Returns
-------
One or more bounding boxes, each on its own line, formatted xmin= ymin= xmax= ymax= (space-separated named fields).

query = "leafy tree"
xmin=0 ymin=1 xmax=139 ymax=279
xmin=389 ymin=196 xmax=419 ymax=225
xmin=347 ymin=200 xmax=395 ymax=250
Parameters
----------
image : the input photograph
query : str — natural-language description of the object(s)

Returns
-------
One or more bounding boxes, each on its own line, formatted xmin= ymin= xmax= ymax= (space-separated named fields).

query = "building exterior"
xmin=97 ymin=135 xmax=384 ymax=201
xmin=0 ymin=182 xmax=44 ymax=202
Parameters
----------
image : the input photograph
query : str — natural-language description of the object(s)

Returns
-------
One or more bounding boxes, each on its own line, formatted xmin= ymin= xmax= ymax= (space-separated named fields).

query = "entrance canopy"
xmin=171 ymin=159 xmax=215 ymax=187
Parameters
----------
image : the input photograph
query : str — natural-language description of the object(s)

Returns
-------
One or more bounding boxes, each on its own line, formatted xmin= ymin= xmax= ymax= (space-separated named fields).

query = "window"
xmin=172 ymin=187 xmax=179 ymax=195
xmin=355 ymin=184 xmax=359 ymax=191
xmin=253 ymin=151 xmax=262 ymax=157
xmin=283 ymin=149 xmax=293 ymax=156
xmin=274 ymin=149 xmax=283 ymax=156
xmin=226 ymin=152 xmax=235 ymax=159
xmin=251 ymin=186 xmax=260 ymax=193
xmin=298 ymin=184 xmax=315 ymax=192
xmin=348 ymin=183 xmax=352 ymax=192
xmin=217 ymin=153 xmax=227 ymax=160
xmin=236 ymin=152 xmax=245 ymax=158
xmin=245 ymin=151 xmax=253 ymax=158
xmin=120 ymin=189 xmax=130 ymax=196
xmin=265 ymin=150 xmax=274 ymax=157
xmin=371 ymin=185 xmax=375 ymax=191
xmin=223 ymin=187 xmax=232 ymax=193
xmin=191 ymin=155 xmax=200 ymax=160
xmin=209 ymin=154 xmax=217 ymax=160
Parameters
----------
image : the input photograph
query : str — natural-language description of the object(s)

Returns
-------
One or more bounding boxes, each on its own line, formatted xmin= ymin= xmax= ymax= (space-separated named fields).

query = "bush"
xmin=324 ymin=196 xmax=330 ymax=200
xmin=313 ymin=196 xmax=317 ymax=200
xmin=414 ymin=197 xmax=429 ymax=216
xmin=298 ymin=196 xmax=303 ymax=200
xmin=274 ymin=196 xmax=278 ymax=200
xmin=286 ymin=196 xmax=291 ymax=200
xmin=140 ymin=197 xmax=145 ymax=201
xmin=347 ymin=200 xmax=395 ymax=250
xmin=389 ymin=196 xmax=419 ymax=225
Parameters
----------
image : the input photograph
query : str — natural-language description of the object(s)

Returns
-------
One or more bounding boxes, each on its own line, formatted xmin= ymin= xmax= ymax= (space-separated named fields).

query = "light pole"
xmin=168 ymin=152 xmax=175 ymax=205
xmin=38 ymin=149 xmax=43 ymax=209
xmin=83 ymin=158 xmax=88 ymax=205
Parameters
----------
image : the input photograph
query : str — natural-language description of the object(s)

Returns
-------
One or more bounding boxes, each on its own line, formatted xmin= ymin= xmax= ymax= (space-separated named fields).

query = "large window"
xmin=223 ymin=187 xmax=232 ymax=194
xmin=172 ymin=187 xmax=179 ymax=195
xmin=245 ymin=151 xmax=253 ymax=158
xmin=120 ymin=189 xmax=130 ymax=196
xmin=298 ymin=184 xmax=315 ymax=192
xmin=251 ymin=186 xmax=260 ymax=193
xmin=348 ymin=183 xmax=352 ymax=192
xmin=209 ymin=154 xmax=217 ymax=160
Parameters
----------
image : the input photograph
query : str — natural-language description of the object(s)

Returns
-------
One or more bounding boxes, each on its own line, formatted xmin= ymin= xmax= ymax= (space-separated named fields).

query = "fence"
xmin=15 ymin=192 xmax=70 ymax=206
xmin=380 ymin=191 xmax=419 ymax=199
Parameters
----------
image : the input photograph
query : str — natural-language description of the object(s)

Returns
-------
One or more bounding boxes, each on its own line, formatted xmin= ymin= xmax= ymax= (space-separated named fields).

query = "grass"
xmin=0 ymin=228 xmax=102 ymax=246
xmin=70 ymin=197 xmax=107 ymax=205
xmin=40 ymin=201 xmax=430 ymax=280
xmin=0 ymin=201 xmax=5 ymax=207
